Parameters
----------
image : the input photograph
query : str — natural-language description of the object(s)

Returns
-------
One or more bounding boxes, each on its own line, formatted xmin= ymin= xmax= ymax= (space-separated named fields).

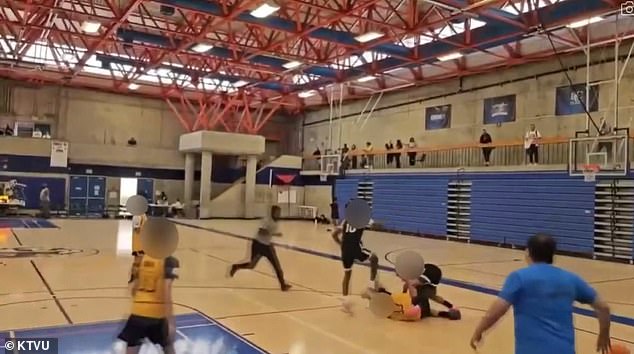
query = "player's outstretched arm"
xmin=591 ymin=297 xmax=611 ymax=353
xmin=470 ymin=298 xmax=511 ymax=349
xmin=164 ymin=257 xmax=179 ymax=341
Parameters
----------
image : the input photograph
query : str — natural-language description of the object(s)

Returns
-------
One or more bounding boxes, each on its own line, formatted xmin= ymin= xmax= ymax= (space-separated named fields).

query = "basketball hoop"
xmin=582 ymin=164 xmax=600 ymax=182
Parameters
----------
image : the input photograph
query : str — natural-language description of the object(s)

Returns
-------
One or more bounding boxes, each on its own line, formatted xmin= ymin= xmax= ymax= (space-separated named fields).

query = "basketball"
xmin=610 ymin=344 xmax=631 ymax=354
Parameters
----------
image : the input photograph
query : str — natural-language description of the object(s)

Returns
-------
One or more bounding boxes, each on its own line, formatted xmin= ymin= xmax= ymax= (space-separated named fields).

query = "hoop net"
xmin=320 ymin=174 xmax=328 ymax=182
xmin=582 ymin=164 xmax=600 ymax=182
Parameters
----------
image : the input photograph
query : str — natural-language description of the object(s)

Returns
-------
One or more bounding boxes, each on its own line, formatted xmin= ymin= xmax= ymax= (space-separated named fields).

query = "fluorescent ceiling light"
xmin=357 ymin=75 xmax=376 ymax=82
xmin=192 ymin=43 xmax=213 ymax=53
xmin=128 ymin=83 xmax=140 ymax=90
xmin=437 ymin=52 xmax=463 ymax=61
xmin=354 ymin=31 xmax=384 ymax=43
xmin=233 ymin=80 xmax=249 ymax=87
xmin=298 ymin=90 xmax=317 ymax=98
xmin=250 ymin=3 xmax=280 ymax=18
xmin=62 ymin=53 xmax=75 ymax=62
xmin=282 ymin=61 xmax=302 ymax=69
xmin=566 ymin=16 xmax=603 ymax=29
xmin=155 ymin=68 xmax=171 ymax=76
xmin=81 ymin=21 xmax=101 ymax=33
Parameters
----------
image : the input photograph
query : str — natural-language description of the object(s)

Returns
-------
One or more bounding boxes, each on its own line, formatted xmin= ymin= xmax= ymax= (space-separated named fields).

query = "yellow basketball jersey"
xmin=131 ymin=255 xmax=179 ymax=319
xmin=131 ymin=214 xmax=147 ymax=254
xmin=389 ymin=292 xmax=418 ymax=321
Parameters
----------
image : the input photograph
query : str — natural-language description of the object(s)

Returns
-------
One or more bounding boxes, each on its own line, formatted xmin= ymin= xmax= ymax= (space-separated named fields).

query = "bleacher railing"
xmin=302 ymin=136 xmax=634 ymax=171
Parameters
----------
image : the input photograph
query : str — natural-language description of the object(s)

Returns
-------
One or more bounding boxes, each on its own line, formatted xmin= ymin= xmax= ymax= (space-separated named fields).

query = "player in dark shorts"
xmin=330 ymin=198 xmax=340 ymax=226
xmin=118 ymin=255 xmax=179 ymax=353
xmin=332 ymin=217 xmax=380 ymax=313
xmin=380 ymin=263 xmax=461 ymax=320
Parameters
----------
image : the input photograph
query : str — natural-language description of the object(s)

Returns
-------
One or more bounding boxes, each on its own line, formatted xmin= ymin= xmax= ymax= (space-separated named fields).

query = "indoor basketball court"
xmin=0 ymin=218 xmax=633 ymax=353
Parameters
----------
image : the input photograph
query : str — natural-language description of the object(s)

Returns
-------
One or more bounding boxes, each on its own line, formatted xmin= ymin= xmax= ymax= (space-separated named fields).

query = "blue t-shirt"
xmin=499 ymin=264 xmax=597 ymax=354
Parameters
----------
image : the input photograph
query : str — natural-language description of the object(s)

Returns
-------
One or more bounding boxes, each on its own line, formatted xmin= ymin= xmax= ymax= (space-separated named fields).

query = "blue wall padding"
xmin=0 ymin=176 xmax=66 ymax=209
xmin=333 ymin=172 xmax=597 ymax=255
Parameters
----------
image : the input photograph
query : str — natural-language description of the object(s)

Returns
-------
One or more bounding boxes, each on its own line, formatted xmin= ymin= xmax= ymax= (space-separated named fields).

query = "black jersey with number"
xmin=341 ymin=221 xmax=364 ymax=247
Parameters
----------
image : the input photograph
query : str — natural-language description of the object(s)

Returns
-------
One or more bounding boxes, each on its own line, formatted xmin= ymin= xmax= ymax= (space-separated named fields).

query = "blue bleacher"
xmin=334 ymin=171 xmax=597 ymax=255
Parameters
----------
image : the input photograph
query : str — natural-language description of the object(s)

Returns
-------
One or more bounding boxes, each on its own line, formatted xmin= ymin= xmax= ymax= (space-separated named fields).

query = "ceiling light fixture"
xmin=357 ymin=75 xmax=377 ymax=82
xmin=250 ymin=2 xmax=280 ymax=18
xmin=282 ymin=61 xmax=302 ymax=69
xmin=192 ymin=43 xmax=213 ymax=53
xmin=233 ymin=80 xmax=249 ymax=87
xmin=354 ymin=31 xmax=384 ymax=43
xmin=128 ymin=83 xmax=140 ymax=90
xmin=566 ymin=16 xmax=603 ymax=29
xmin=81 ymin=20 xmax=101 ymax=33
xmin=437 ymin=52 xmax=463 ymax=61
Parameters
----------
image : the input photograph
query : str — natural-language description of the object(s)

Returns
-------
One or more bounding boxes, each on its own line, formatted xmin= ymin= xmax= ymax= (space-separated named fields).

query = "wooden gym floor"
xmin=0 ymin=218 xmax=633 ymax=353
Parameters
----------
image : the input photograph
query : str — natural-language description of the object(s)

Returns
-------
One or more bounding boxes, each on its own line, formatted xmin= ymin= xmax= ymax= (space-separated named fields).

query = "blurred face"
xmin=530 ymin=124 xmax=535 ymax=130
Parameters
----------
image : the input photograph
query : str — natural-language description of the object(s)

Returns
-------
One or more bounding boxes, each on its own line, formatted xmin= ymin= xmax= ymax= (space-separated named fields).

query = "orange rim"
xmin=582 ymin=164 xmax=600 ymax=172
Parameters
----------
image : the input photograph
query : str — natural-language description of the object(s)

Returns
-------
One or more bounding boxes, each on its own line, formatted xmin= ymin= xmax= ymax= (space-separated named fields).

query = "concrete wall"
xmin=2 ymin=84 xmax=296 ymax=168
xmin=303 ymin=50 xmax=634 ymax=152
xmin=304 ymin=185 xmax=332 ymax=217
xmin=5 ymin=86 xmax=186 ymax=168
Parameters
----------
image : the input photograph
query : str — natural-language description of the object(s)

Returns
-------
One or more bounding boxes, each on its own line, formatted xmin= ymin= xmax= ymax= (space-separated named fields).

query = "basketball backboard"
xmin=569 ymin=135 xmax=628 ymax=176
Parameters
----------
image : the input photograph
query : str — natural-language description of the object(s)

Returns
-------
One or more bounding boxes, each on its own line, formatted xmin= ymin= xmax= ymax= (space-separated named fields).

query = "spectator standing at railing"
xmin=395 ymin=140 xmax=403 ymax=168
xmin=362 ymin=142 xmax=374 ymax=168
xmin=480 ymin=129 xmax=493 ymax=166
xmin=340 ymin=144 xmax=350 ymax=173
xmin=385 ymin=142 xmax=393 ymax=166
xmin=524 ymin=124 xmax=542 ymax=165
xmin=597 ymin=117 xmax=614 ymax=161
xmin=407 ymin=137 xmax=417 ymax=166
xmin=350 ymin=144 xmax=358 ymax=169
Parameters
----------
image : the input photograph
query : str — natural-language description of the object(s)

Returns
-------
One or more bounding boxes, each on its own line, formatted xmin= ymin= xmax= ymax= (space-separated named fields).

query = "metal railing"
xmin=301 ymin=136 xmax=621 ymax=171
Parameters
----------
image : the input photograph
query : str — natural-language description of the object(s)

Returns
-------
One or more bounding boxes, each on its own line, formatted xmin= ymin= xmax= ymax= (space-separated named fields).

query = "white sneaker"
xmin=340 ymin=297 xmax=354 ymax=314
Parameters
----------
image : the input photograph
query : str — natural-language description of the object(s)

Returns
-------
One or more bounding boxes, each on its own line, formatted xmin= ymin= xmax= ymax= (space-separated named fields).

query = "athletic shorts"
xmin=413 ymin=284 xmax=437 ymax=318
xmin=341 ymin=244 xmax=372 ymax=270
xmin=118 ymin=315 xmax=171 ymax=348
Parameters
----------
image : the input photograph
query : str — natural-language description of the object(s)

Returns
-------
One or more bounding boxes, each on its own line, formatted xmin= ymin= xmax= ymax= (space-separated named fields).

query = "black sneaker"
xmin=226 ymin=265 xmax=237 ymax=278
xmin=281 ymin=284 xmax=292 ymax=291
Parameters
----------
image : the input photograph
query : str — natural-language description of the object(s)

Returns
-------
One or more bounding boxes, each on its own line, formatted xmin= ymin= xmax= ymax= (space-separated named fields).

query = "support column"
xmin=244 ymin=155 xmax=257 ymax=218
xmin=184 ymin=153 xmax=195 ymax=206
xmin=200 ymin=151 xmax=213 ymax=213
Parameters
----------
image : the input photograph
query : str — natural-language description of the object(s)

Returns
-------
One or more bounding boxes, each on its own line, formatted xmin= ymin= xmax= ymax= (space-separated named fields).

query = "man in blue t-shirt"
xmin=470 ymin=234 xmax=611 ymax=354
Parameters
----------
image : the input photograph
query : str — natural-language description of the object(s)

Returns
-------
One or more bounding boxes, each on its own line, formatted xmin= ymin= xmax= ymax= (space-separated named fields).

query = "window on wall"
xmin=13 ymin=121 xmax=51 ymax=138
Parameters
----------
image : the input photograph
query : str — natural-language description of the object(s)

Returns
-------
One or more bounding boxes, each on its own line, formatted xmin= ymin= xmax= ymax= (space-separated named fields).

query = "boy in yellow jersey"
xmin=118 ymin=254 xmax=179 ymax=353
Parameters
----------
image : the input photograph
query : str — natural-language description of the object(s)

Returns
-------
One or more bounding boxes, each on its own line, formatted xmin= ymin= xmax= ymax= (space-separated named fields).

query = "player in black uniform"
xmin=399 ymin=263 xmax=461 ymax=320
xmin=332 ymin=217 xmax=380 ymax=313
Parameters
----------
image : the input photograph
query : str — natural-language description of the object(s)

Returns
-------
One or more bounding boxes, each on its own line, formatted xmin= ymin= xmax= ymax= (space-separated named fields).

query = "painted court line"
xmin=172 ymin=221 xmax=634 ymax=328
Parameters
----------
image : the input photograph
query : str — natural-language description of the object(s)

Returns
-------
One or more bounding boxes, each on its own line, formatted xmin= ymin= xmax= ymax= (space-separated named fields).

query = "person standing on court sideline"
xmin=39 ymin=184 xmax=50 ymax=218
xmin=524 ymin=124 xmax=541 ymax=165
xmin=470 ymin=234 xmax=611 ymax=354
xmin=479 ymin=129 xmax=493 ymax=166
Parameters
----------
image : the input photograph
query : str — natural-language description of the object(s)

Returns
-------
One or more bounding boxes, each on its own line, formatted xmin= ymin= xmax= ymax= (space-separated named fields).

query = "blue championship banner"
xmin=483 ymin=95 xmax=516 ymax=125
xmin=555 ymin=84 xmax=599 ymax=116
xmin=425 ymin=104 xmax=451 ymax=130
